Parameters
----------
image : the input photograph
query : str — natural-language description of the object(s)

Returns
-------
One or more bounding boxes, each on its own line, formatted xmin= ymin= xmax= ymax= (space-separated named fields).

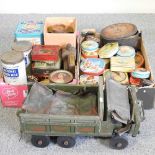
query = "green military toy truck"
xmin=17 ymin=77 xmax=144 ymax=150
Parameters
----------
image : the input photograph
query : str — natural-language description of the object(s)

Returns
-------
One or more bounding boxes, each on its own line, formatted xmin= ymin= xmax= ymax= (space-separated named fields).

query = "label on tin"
xmin=3 ymin=68 xmax=19 ymax=77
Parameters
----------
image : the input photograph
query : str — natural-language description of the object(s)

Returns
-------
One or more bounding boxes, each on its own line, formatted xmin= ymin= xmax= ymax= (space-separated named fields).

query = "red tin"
xmin=31 ymin=45 xmax=60 ymax=61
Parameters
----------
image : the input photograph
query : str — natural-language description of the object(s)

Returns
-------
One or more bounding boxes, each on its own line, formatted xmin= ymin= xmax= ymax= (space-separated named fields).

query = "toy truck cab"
xmin=17 ymin=77 xmax=144 ymax=150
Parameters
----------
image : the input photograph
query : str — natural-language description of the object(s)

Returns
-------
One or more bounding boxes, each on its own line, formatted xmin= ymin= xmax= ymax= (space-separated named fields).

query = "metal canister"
xmin=100 ymin=23 xmax=141 ymax=49
xmin=1 ymin=50 xmax=27 ymax=85
xmin=11 ymin=41 xmax=32 ymax=67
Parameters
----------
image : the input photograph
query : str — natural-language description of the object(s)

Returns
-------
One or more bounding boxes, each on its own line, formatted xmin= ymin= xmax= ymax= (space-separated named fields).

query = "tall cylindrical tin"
xmin=1 ymin=50 xmax=27 ymax=85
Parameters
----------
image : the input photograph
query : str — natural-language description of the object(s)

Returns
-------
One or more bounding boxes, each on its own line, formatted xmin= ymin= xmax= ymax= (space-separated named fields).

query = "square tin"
xmin=15 ymin=21 xmax=43 ymax=45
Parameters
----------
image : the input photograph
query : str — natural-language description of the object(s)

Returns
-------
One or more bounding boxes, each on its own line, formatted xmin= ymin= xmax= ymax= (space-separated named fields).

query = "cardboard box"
xmin=78 ymin=33 xmax=155 ymax=109
xmin=44 ymin=17 xmax=77 ymax=47
xmin=0 ymin=79 xmax=28 ymax=108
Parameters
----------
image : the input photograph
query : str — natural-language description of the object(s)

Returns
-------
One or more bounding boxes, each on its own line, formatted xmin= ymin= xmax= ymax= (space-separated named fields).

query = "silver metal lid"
xmin=1 ymin=50 xmax=24 ymax=64
xmin=11 ymin=41 xmax=32 ymax=52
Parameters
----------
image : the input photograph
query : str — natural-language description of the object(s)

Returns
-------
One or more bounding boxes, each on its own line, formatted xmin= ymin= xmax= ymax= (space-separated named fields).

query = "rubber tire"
xmin=57 ymin=136 xmax=76 ymax=148
xmin=110 ymin=135 xmax=128 ymax=150
xmin=31 ymin=135 xmax=50 ymax=148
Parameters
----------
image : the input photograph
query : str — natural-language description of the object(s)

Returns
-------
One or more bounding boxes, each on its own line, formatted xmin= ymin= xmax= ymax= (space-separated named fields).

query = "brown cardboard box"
xmin=44 ymin=17 xmax=77 ymax=47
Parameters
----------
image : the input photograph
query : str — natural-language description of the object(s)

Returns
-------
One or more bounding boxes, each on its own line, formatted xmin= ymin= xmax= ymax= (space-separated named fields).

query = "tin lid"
xmin=12 ymin=41 xmax=32 ymax=52
xmin=15 ymin=21 xmax=43 ymax=37
xmin=131 ymin=68 xmax=150 ymax=79
xmin=101 ymin=23 xmax=137 ymax=40
xmin=98 ymin=42 xmax=119 ymax=58
xmin=49 ymin=70 xmax=73 ymax=84
xmin=80 ymin=58 xmax=105 ymax=76
xmin=117 ymin=46 xmax=135 ymax=57
xmin=81 ymin=40 xmax=99 ymax=51
xmin=1 ymin=50 xmax=24 ymax=64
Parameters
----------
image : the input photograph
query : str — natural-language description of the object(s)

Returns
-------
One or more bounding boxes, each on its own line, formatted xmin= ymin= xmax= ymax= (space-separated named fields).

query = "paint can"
xmin=1 ymin=50 xmax=27 ymax=85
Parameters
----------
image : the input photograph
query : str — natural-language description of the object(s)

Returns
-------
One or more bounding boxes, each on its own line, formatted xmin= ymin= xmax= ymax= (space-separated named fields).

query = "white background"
xmin=0 ymin=0 xmax=155 ymax=13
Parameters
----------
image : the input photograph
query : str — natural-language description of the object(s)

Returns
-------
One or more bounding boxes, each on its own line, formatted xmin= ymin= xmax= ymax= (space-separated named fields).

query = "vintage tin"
xmin=49 ymin=70 xmax=73 ymax=84
xmin=80 ymin=58 xmax=105 ymax=76
xmin=100 ymin=23 xmax=141 ymax=49
xmin=15 ymin=21 xmax=43 ymax=45
xmin=111 ymin=56 xmax=135 ymax=72
xmin=98 ymin=42 xmax=119 ymax=58
xmin=81 ymin=40 xmax=99 ymax=51
xmin=117 ymin=46 xmax=135 ymax=57
xmin=131 ymin=68 xmax=150 ymax=79
xmin=80 ymin=74 xmax=99 ymax=85
xmin=129 ymin=75 xmax=141 ymax=86
xmin=1 ymin=50 xmax=27 ymax=85
xmin=31 ymin=45 xmax=60 ymax=61
xmin=135 ymin=52 xmax=144 ymax=68
xmin=104 ymin=69 xmax=129 ymax=84
xmin=11 ymin=41 xmax=32 ymax=67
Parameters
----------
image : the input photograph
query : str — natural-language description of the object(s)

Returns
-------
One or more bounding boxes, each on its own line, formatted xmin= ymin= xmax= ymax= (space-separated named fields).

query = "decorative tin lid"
xmin=80 ymin=58 xmax=105 ymax=76
xmin=117 ymin=46 xmax=135 ymax=57
xmin=15 ymin=21 xmax=43 ymax=37
xmin=49 ymin=70 xmax=73 ymax=84
xmin=98 ymin=42 xmax=119 ymax=58
xmin=1 ymin=50 xmax=24 ymax=64
xmin=80 ymin=74 xmax=99 ymax=85
xmin=101 ymin=23 xmax=137 ymax=40
xmin=11 ymin=41 xmax=32 ymax=52
xmin=32 ymin=45 xmax=60 ymax=61
xmin=131 ymin=68 xmax=150 ymax=79
xmin=135 ymin=52 xmax=144 ymax=68
xmin=81 ymin=40 xmax=99 ymax=51
xmin=82 ymin=50 xmax=98 ymax=58
xmin=104 ymin=69 xmax=128 ymax=84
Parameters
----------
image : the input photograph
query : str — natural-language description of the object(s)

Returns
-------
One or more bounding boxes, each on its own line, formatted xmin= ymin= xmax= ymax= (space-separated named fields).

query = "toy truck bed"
xmin=17 ymin=78 xmax=143 ymax=150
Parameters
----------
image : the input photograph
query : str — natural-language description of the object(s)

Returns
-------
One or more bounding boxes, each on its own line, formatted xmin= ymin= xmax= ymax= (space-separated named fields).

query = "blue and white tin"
xmin=131 ymin=68 xmax=150 ymax=79
xmin=1 ymin=51 xmax=27 ymax=85
xmin=117 ymin=46 xmax=135 ymax=57
xmin=15 ymin=21 xmax=43 ymax=45
xmin=81 ymin=40 xmax=99 ymax=51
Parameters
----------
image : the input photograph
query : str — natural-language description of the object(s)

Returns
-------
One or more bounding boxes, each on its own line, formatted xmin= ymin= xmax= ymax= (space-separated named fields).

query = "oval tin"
xmin=80 ymin=58 xmax=105 ymax=76
xmin=49 ymin=70 xmax=73 ymax=84
xmin=99 ymin=42 xmax=119 ymax=58
xmin=101 ymin=23 xmax=137 ymax=40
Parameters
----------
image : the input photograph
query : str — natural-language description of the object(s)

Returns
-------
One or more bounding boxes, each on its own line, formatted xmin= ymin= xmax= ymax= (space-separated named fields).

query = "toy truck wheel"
xmin=110 ymin=135 xmax=128 ymax=150
xmin=57 ymin=136 xmax=76 ymax=148
xmin=31 ymin=135 xmax=50 ymax=148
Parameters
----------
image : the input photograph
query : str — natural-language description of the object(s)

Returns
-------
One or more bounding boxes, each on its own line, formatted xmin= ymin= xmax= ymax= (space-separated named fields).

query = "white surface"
xmin=0 ymin=0 xmax=155 ymax=13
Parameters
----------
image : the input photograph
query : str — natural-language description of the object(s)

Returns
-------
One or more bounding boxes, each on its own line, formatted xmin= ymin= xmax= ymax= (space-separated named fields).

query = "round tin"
xmin=101 ymin=23 xmax=137 ymax=40
xmin=131 ymin=68 xmax=150 ymax=79
xmin=81 ymin=40 xmax=99 ymax=52
xmin=80 ymin=58 xmax=105 ymax=76
xmin=135 ymin=52 xmax=144 ymax=68
xmin=98 ymin=42 xmax=119 ymax=58
xmin=82 ymin=50 xmax=98 ymax=58
xmin=11 ymin=41 xmax=32 ymax=67
xmin=104 ymin=69 xmax=128 ymax=84
xmin=49 ymin=70 xmax=73 ymax=84
xmin=80 ymin=74 xmax=99 ymax=85
xmin=1 ymin=50 xmax=27 ymax=85
xmin=129 ymin=75 xmax=141 ymax=86
xmin=117 ymin=46 xmax=135 ymax=57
